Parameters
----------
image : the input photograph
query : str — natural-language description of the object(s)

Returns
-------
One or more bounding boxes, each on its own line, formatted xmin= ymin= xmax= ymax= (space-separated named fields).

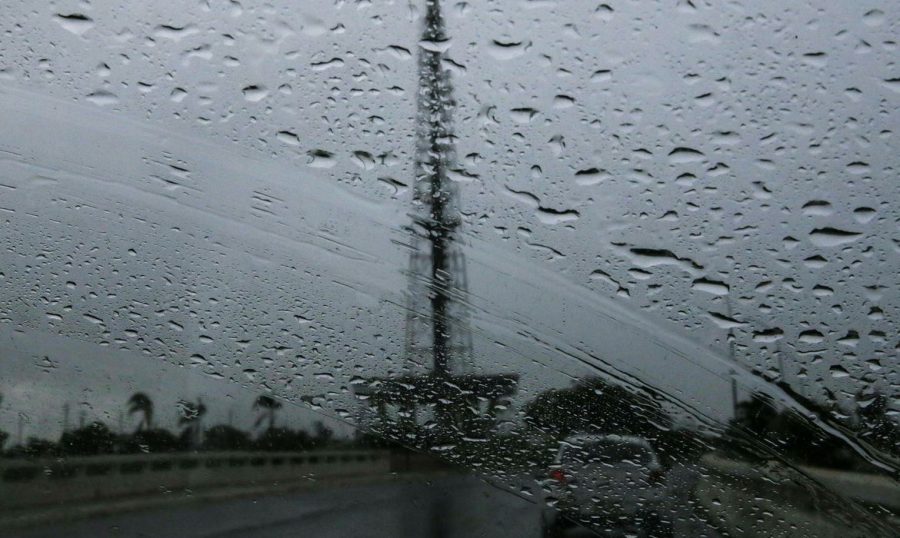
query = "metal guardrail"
xmin=0 ymin=450 xmax=392 ymax=512
xmin=1 ymin=450 xmax=387 ymax=484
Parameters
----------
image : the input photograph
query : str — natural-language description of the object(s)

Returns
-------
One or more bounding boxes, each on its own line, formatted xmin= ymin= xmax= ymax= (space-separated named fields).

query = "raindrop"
xmin=54 ymin=13 xmax=94 ymax=36
xmin=707 ymin=312 xmax=745 ymax=329
xmin=594 ymin=4 xmax=614 ymax=21
xmin=487 ymin=40 xmax=528 ymax=60
xmin=536 ymin=207 xmax=579 ymax=225
xmin=829 ymin=365 xmax=850 ymax=379
xmin=276 ymin=131 xmax=301 ymax=146
xmin=311 ymin=58 xmax=344 ymax=71
xmin=241 ymin=85 xmax=269 ymax=102
xmin=590 ymin=69 xmax=612 ymax=83
xmin=852 ymin=207 xmax=876 ymax=223
xmin=418 ymin=38 xmax=453 ymax=53
xmin=801 ymin=200 xmax=833 ymax=216
xmin=153 ymin=24 xmax=199 ymax=42
xmin=752 ymin=328 xmax=784 ymax=343
xmin=386 ymin=45 xmax=412 ymax=60
xmin=510 ymin=108 xmax=539 ymax=124
xmin=625 ymin=247 xmax=703 ymax=275
xmin=667 ymin=147 xmax=706 ymax=164
xmin=691 ymin=278 xmax=729 ymax=296
xmin=351 ymin=151 xmax=376 ymax=170
xmin=862 ymin=9 xmax=885 ymax=26
xmin=882 ymin=78 xmax=900 ymax=93
xmin=552 ymin=95 xmax=575 ymax=109
xmin=170 ymin=88 xmax=188 ymax=102
xmin=803 ymin=255 xmax=828 ymax=269
xmin=846 ymin=161 xmax=870 ymax=174
xmin=307 ymin=149 xmax=336 ymax=168
xmin=82 ymin=313 xmax=104 ymax=325
xmin=574 ymin=168 xmax=608 ymax=186
xmin=798 ymin=330 xmax=825 ymax=344
xmin=808 ymin=227 xmax=862 ymax=247
xmin=85 ymin=90 xmax=119 ymax=106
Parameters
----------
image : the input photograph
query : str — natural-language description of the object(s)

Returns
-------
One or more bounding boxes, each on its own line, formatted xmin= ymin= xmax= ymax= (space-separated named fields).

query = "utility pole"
xmin=726 ymin=297 xmax=739 ymax=417
xmin=62 ymin=402 xmax=70 ymax=434
xmin=776 ymin=341 xmax=786 ymax=383
xmin=730 ymin=370 xmax=738 ymax=418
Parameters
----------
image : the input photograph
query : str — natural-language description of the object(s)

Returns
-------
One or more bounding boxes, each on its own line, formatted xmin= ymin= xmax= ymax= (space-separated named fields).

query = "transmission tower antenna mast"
xmin=404 ymin=0 xmax=472 ymax=379
xmin=354 ymin=1 xmax=517 ymax=444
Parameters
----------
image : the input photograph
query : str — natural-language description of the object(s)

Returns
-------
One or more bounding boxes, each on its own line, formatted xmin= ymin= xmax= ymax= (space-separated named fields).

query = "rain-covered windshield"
xmin=1 ymin=0 xmax=898 ymax=537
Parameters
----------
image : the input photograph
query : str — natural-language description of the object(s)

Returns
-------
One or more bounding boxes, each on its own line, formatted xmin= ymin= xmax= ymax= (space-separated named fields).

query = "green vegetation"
xmin=722 ymin=388 xmax=899 ymax=471
xmin=0 ymin=392 xmax=339 ymax=459
xmin=522 ymin=377 xmax=709 ymax=469
xmin=363 ymin=376 xmax=709 ymax=473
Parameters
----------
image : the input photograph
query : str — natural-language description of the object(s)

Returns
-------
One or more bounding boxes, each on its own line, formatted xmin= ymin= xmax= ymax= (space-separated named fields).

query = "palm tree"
xmin=177 ymin=398 xmax=207 ymax=448
xmin=254 ymin=395 xmax=282 ymax=432
xmin=127 ymin=392 xmax=154 ymax=431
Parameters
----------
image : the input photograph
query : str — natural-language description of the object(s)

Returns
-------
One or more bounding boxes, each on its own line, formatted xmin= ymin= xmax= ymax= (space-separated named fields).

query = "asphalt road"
xmin=11 ymin=475 xmax=543 ymax=538
xmin=10 ymin=469 xmax=723 ymax=538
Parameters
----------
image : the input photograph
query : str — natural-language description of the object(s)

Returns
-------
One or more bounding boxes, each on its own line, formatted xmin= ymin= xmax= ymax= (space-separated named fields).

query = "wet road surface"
xmin=12 ymin=475 xmax=542 ymax=538
xmin=11 ymin=469 xmax=722 ymax=538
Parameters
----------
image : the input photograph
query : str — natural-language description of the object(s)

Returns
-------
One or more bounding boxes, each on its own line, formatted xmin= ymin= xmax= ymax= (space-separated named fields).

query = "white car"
xmin=541 ymin=434 xmax=672 ymax=537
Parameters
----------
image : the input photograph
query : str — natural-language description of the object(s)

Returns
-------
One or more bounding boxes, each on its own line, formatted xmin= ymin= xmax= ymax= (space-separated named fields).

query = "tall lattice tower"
xmin=402 ymin=0 xmax=474 ymax=378
xmin=355 ymin=0 xmax=517 ymax=444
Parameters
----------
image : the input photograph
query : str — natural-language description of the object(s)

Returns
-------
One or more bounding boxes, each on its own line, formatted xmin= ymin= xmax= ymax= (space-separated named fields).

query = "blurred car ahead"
xmin=541 ymin=434 xmax=672 ymax=537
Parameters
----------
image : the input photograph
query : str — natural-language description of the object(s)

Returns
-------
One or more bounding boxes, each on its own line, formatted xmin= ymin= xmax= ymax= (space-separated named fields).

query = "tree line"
xmin=521 ymin=376 xmax=897 ymax=472
xmin=1 ymin=381 xmax=895 ymax=473
xmin=722 ymin=386 xmax=899 ymax=471
xmin=0 ymin=392 xmax=339 ymax=459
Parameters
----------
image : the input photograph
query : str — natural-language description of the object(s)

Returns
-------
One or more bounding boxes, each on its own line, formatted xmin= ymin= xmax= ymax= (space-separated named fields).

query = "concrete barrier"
xmin=0 ymin=450 xmax=390 ymax=512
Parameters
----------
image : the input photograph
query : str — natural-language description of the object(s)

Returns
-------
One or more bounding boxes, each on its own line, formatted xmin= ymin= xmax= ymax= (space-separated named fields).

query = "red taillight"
xmin=550 ymin=468 xmax=567 ymax=484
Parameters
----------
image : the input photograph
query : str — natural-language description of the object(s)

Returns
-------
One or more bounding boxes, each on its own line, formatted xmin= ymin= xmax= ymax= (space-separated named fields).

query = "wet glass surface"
xmin=1 ymin=0 xmax=898 ymax=536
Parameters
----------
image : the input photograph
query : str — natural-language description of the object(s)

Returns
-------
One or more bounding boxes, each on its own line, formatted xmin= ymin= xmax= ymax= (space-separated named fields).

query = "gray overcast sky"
xmin=0 ymin=0 xmax=897 ymax=440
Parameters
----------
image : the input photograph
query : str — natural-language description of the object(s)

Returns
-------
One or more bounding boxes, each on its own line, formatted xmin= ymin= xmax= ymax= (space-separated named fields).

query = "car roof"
xmin=559 ymin=434 xmax=653 ymax=447
xmin=554 ymin=434 xmax=660 ymax=465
